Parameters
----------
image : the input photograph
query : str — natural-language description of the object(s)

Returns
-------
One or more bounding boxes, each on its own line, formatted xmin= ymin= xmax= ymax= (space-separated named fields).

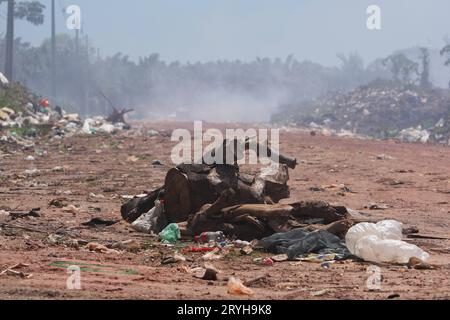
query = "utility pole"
xmin=75 ymin=29 xmax=79 ymax=54
xmin=5 ymin=0 xmax=14 ymax=81
xmin=83 ymin=34 xmax=89 ymax=115
xmin=51 ymin=0 xmax=56 ymax=100
xmin=74 ymin=17 xmax=82 ymax=114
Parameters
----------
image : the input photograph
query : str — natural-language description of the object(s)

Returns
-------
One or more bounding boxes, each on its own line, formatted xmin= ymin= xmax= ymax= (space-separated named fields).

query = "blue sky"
xmin=4 ymin=0 xmax=450 ymax=66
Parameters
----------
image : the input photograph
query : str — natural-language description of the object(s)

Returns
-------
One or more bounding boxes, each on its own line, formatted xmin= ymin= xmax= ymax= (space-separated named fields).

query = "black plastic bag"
xmin=258 ymin=229 xmax=351 ymax=260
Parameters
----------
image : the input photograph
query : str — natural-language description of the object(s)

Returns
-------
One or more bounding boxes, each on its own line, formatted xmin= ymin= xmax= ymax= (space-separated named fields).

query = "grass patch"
xmin=49 ymin=261 xmax=139 ymax=276
xmin=108 ymin=138 xmax=120 ymax=149
xmin=10 ymin=124 xmax=53 ymax=138
xmin=0 ymin=83 xmax=36 ymax=113
xmin=138 ymin=154 xmax=152 ymax=161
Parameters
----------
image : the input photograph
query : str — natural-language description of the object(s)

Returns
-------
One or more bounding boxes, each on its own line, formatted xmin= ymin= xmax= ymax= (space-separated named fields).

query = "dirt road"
xmin=1 ymin=122 xmax=449 ymax=300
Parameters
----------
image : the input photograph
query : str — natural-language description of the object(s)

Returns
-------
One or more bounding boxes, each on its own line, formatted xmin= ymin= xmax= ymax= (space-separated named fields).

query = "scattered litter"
xmin=240 ymin=245 xmax=253 ymax=255
xmin=195 ymin=231 xmax=225 ymax=243
xmin=0 ymin=110 xmax=10 ymax=121
xmin=227 ymin=277 xmax=254 ymax=296
xmin=147 ymin=129 xmax=160 ymax=137
xmin=193 ymin=264 xmax=219 ymax=281
xmin=202 ymin=249 xmax=223 ymax=261
xmin=262 ymin=258 xmax=274 ymax=266
xmin=49 ymin=198 xmax=68 ymax=208
xmin=398 ymin=127 xmax=430 ymax=143
xmin=82 ymin=116 xmax=127 ymax=135
xmin=121 ymin=194 xmax=147 ymax=200
xmin=376 ymin=154 xmax=394 ymax=160
xmin=151 ymin=160 xmax=163 ymax=166
xmin=1 ymin=269 xmax=32 ymax=279
xmin=158 ymin=223 xmax=181 ymax=244
xmin=233 ymin=240 xmax=251 ymax=248
xmin=62 ymin=205 xmax=80 ymax=215
xmin=297 ymin=253 xmax=338 ymax=263
xmin=103 ymin=186 xmax=116 ymax=193
xmin=403 ymin=226 xmax=419 ymax=235
xmin=311 ymin=289 xmax=328 ymax=297
xmin=0 ymin=210 xmax=10 ymax=219
xmin=0 ymin=263 xmax=32 ymax=279
xmin=244 ymin=274 xmax=272 ymax=288
xmin=376 ymin=177 xmax=405 ymax=186
xmin=182 ymin=247 xmax=217 ymax=254
xmin=85 ymin=242 xmax=120 ymax=254
xmin=408 ymin=257 xmax=434 ymax=270
xmin=88 ymin=193 xmax=105 ymax=199
xmin=271 ymin=254 xmax=289 ymax=262
xmin=162 ymin=253 xmax=186 ymax=264
xmin=10 ymin=208 xmax=41 ymax=220
xmin=0 ymin=72 xmax=9 ymax=85
xmin=112 ymin=239 xmax=141 ymax=251
xmin=82 ymin=218 xmax=118 ymax=228
xmin=321 ymin=261 xmax=334 ymax=269
xmin=24 ymin=169 xmax=40 ymax=177
xmin=127 ymin=155 xmax=139 ymax=162
xmin=366 ymin=202 xmax=389 ymax=210
xmin=387 ymin=293 xmax=400 ymax=300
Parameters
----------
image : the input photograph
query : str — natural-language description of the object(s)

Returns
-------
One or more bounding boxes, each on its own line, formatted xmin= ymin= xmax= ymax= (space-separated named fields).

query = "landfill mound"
xmin=272 ymin=79 xmax=450 ymax=145
xmin=0 ymin=82 xmax=130 ymax=154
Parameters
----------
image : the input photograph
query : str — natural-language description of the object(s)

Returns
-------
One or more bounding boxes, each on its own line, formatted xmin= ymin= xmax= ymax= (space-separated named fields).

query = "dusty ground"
xmin=0 ymin=121 xmax=449 ymax=300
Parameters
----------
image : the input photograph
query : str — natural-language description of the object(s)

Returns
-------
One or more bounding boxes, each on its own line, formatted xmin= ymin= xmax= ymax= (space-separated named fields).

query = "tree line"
xmin=1 ymin=1 xmax=450 ymax=120
xmin=0 ymin=33 xmax=394 ymax=119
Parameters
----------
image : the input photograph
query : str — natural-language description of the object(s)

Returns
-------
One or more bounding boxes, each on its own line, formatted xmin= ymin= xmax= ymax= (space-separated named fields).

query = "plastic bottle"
xmin=194 ymin=231 xmax=225 ymax=243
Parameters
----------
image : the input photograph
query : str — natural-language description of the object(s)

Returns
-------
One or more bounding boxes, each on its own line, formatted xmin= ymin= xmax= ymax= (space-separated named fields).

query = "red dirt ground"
xmin=0 ymin=122 xmax=449 ymax=300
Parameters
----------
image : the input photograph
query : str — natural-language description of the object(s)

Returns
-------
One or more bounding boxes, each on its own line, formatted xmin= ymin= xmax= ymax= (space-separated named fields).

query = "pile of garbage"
xmin=272 ymin=79 xmax=450 ymax=145
xmin=124 ymin=188 xmax=431 ymax=268
xmin=0 ymin=78 xmax=131 ymax=152
xmin=121 ymin=138 xmax=431 ymax=267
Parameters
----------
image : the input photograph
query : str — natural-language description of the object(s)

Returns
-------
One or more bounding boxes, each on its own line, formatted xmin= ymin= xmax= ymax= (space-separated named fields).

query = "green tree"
xmin=1 ymin=0 xmax=45 ymax=80
xmin=382 ymin=53 xmax=419 ymax=84
xmin=337 ymin=53 xmax=365 ymax=89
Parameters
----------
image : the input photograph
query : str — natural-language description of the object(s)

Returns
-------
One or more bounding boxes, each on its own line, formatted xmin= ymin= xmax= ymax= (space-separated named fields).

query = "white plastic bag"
xmin=345 ymin=220 xmax=429 ymax=264
xmin=131 ymin=200 xmax=167 ymax=234
xmin=82 ymin=119 xmax=94 ymax=134
xmin=346 ymin=220 xmax=402 ymax=253
xmin=98 ymin=123 xmax=116 ymax=134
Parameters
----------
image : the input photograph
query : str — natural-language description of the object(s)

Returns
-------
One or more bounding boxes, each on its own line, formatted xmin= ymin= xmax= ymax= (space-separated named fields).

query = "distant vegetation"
xmin=0 ymin=34 xmax=449 ymax=121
